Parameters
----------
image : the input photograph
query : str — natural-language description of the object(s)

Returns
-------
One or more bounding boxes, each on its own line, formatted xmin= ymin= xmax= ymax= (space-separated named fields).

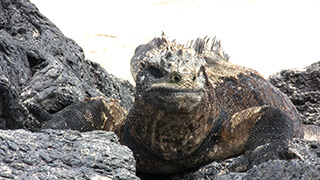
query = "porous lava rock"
xmin=269 ymin=61 xmax=320 ymax=126
xmin=0 ymin=0 xmax=134 ymax=131
xmin=0 ymin=129 xmax=139 ymax=179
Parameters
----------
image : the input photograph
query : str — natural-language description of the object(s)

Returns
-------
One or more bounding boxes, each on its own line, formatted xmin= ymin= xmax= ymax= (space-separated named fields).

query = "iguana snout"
xmin=133 ymin=41 xmax=208 ymax=113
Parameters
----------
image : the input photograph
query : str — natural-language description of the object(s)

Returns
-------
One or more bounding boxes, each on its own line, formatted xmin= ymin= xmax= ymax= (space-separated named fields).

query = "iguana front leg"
xmin=219 ymin=106 xmax=294 ymax=171
xmin=28 ymin=97 xmax=127 ymax=137
xmin=245 ymin=106 xmax=294 ymax=167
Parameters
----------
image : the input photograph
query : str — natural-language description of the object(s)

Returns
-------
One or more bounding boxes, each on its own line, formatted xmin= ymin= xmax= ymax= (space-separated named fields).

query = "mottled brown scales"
xmin=29 ymin=33 xmax=320 ymax=175
xmin=29 ymin=98 xmax=127 ymax=137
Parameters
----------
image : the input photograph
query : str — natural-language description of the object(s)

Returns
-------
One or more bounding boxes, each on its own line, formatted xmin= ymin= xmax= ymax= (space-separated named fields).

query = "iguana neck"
xmin=127 ymin=91 xmax=216 ymax=160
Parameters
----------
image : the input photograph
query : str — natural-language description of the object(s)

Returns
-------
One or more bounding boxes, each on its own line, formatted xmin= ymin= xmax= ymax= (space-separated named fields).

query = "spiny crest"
xmin=149 ymin=32 xmax=185 ymax=54
xmin=187 ymin=36 xmax=230 ymax=61
xmin=151 ymin=33 xmax=229 ymax=61
xmin=131 ymin=33 xmax=230 ymax=81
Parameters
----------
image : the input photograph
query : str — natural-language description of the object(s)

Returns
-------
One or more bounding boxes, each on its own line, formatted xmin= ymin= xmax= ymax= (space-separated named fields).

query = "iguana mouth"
xmin=146 ymin=87 xmax=203 ymax=99
xmin=148 ymin=87 xmax=202 ymax=94
xmin=143 ymin=87 xmax=204 ymax=113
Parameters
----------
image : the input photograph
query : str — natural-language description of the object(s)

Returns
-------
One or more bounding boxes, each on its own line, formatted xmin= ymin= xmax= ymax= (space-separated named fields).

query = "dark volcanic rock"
xmin=0 ymin=0 xmax=134 ymax=131
xmin=269 ymin=61 xmax=320 ymax=126
xmin=0 ymin=129 xmax=139 ymax=179
xmin=0 ymin=76 xmax=28 ymax=129
xmin=0 ymin=0 xmax=137 ymax=179
xmin=160 ymin=139 xmax=320 ymax=180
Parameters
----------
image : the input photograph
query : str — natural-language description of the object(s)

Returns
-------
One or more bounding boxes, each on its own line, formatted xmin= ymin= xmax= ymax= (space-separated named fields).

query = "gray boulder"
xmin=0 ymin=129 xmax=139 ymax=180
xmin=269 ymin=61 xmax=320 ymax=126
xmin=168 ymin=139 xmax=320 ymax=180
xmin=0 ymin=0 xmax=137 ymax=179
xmin=0 ymin=0 xmax=134 ymax=131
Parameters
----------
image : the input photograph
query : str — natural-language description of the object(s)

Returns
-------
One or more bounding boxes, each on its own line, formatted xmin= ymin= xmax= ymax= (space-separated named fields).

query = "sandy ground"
xmin=30 ymin=0 xmax=320 ymax=84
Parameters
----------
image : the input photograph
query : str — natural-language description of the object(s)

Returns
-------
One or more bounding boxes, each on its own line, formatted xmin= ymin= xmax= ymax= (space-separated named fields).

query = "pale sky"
xmin=30 ymin=0 xmax=320 ymax=84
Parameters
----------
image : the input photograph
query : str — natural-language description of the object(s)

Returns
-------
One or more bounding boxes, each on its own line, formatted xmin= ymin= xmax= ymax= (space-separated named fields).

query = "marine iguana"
xmin=28 ymin=33 xmax=320 ymax=174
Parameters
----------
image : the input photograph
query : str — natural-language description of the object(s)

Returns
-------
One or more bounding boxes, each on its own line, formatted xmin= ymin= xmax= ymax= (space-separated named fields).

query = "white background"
xmin=30 ymin=0 xmax=320 ymax=84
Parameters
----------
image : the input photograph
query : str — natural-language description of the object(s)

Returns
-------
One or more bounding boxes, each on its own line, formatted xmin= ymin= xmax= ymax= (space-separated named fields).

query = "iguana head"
xmin=128 ymin=33 xmax=229 ymax=160
xmin=131 ymin=33 xmax=228 ymax=113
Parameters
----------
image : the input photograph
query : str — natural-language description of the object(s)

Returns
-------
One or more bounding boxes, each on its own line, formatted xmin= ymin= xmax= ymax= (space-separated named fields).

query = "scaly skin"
xmin=121 ymin=34 xmax=318 ymax=174
xmin=29 ymin=98 xmax=127 ymax=137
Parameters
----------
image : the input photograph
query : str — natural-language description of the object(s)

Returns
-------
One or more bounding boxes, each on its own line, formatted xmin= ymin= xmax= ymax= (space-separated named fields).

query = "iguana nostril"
xmin=169 ymin=74 xmax=182 ymax=83
xmin=192 ymin=75 xmax=196 ymax=81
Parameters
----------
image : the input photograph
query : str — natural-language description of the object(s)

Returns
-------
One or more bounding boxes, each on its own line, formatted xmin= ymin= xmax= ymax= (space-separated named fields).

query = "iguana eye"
xmin=147 ymin=66 xmax=164 ymax=78
xmin=169 ymin=74 xmax=182 ymax=84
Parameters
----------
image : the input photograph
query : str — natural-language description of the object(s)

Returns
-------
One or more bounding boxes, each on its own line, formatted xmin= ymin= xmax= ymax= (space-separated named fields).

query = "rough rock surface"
xmin=0 ymin=0 xmax=134 ymax=131
xmin=0 ymin=0 xmax=137 ymax=179
xmin=166 ymin=138 xmax=320 ymax=180
xmin=269 ymin=61 xmax=320 ymax=126
xmin=0 ymin=129 xmax=139 ymax=180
